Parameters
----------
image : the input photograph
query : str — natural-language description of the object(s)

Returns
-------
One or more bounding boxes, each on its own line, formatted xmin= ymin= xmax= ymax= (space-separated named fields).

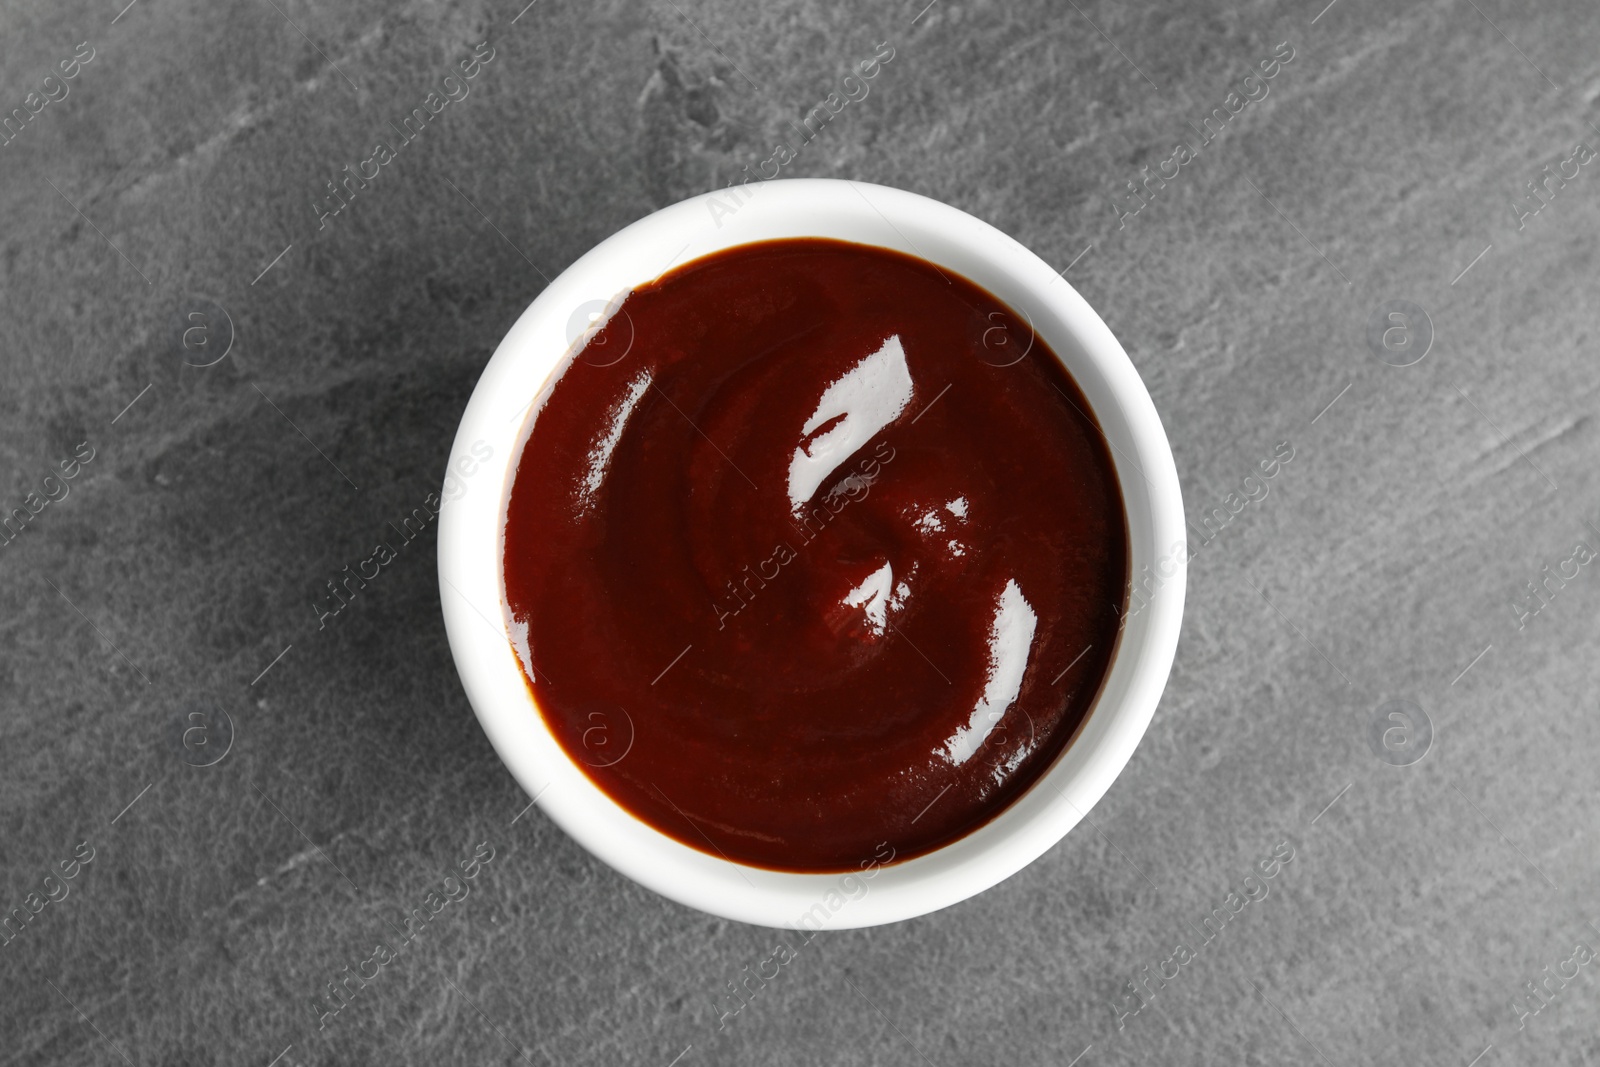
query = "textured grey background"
xmin=2 ymin=0 xmax=1599 ymax=1064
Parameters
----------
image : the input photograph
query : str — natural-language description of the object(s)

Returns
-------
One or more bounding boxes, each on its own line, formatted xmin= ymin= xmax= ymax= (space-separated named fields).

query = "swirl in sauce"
xmin=503 ymin=238 xmax=1127 ymax=872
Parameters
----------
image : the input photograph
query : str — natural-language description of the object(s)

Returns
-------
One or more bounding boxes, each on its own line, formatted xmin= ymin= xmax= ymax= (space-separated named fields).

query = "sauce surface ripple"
xmin=502 ymin=237 xmax=1128 ymax=872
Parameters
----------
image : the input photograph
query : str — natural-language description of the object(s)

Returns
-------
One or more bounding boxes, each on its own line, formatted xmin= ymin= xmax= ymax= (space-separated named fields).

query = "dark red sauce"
xmin=502 ymin=238 xmax=1127 ymax=872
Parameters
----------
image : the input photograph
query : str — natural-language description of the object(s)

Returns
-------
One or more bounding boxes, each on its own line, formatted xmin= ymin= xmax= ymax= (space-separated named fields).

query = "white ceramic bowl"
xmin=438 ymin=178 xmax=1185 ymax=929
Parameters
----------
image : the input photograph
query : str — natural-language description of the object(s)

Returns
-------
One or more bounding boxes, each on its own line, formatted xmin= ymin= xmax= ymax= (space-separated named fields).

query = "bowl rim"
xmin=438 ymin=177 xmax=1186 ymax=929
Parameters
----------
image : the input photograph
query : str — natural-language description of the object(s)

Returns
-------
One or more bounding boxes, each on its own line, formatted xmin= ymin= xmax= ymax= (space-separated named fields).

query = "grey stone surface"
xmin=2 ymin=0 xmax=1599 ymax=1064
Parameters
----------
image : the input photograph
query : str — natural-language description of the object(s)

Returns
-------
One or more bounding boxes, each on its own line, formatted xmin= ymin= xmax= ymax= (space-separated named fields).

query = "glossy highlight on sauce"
xmin=502 ymin=238 xmax=1128 ymax=872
